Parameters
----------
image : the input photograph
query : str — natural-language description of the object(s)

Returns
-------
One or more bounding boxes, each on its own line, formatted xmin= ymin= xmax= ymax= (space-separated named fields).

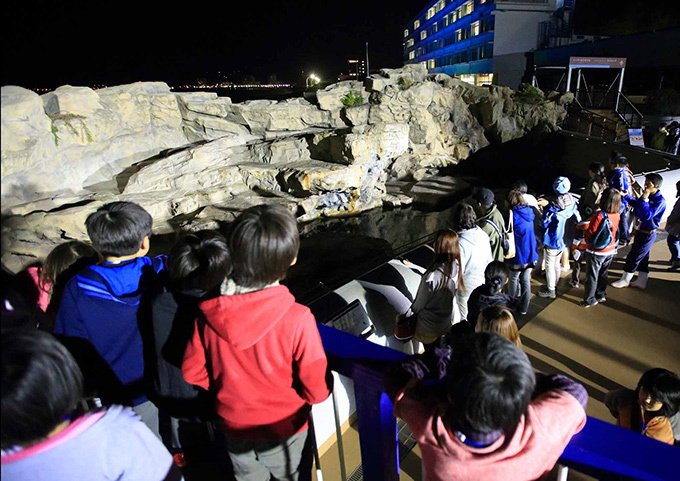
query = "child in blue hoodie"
xmin=54 ymin=202 xmax=165 ymax=434
xmin=538 ymin=177 xmax=580 ymax=299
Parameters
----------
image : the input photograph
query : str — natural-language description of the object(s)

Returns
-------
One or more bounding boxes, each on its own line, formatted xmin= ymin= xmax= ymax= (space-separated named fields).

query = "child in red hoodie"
xmin=182 ymin=205 xmax=332 ymax=480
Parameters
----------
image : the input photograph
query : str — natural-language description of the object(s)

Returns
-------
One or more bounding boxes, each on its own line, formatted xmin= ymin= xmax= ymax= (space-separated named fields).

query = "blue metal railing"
xmin=318 ymin=323 xmax=679 ymax=481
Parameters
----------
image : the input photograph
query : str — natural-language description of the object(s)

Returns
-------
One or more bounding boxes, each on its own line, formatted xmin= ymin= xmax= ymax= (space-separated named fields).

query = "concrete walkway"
xmin=314 ymin=232 xmax=679 ymax=481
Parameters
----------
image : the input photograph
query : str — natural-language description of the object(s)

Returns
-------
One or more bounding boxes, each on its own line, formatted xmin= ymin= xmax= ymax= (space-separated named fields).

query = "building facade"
xmin=404 ymin=0 xmax=563 ymax=88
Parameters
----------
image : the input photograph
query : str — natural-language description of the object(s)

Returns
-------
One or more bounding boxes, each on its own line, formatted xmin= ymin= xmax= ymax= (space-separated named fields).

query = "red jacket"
xmin=585 ymin=210 xmax=620 ymax=255
xmin=182 ymin=285 xmax=332 ymax=441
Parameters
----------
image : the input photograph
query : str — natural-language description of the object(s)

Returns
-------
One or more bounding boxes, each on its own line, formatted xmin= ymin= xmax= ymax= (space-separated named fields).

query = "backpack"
xmin=591 ymin=211 xmax=613 ymax=250
xmin=485 ymin=214 xmax=516 ymax=259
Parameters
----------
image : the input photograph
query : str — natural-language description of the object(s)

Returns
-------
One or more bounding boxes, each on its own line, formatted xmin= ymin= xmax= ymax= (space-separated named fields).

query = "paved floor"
xmin=314 ymin=233 xmax=680 ymax=481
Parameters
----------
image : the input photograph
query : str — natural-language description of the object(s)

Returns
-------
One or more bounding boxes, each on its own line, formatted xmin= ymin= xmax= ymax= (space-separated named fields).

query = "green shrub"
xmin=49 ymin=113 xmax=94 ymax=145
xmin=341 ymin=91 xmax=364 ymax=107
xmin=398 ymin=76 xmax=414 ymax=90
xmin=515 ymin=83 xmax=545 ymax=103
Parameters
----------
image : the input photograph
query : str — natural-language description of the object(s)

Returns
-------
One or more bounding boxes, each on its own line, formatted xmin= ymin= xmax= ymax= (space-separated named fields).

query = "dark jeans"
xmin=668 ymin=234 xmax=680 ymax=261
xmin=584 ymin=253 xmax=614 ymax=304
xmin=508 ymin=266 xmax=533 ymax=313
xmin=619 ymin=206 xmax=631 ymax=244
xmin=624 ymin=231 xmax=657 ymax=273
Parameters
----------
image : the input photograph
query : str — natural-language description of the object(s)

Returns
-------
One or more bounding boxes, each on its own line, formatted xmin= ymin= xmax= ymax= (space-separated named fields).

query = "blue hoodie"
xmin=509 ymin=205 xmax=538 ymax=267
xmin=543 ymin=194 xmax=580 ymax=250
xmin=54 ymin=256 xmax=165 ymax=404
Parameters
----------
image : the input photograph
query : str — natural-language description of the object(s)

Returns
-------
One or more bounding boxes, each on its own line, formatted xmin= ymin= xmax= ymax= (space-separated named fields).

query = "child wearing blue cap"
xmin=538 ymin=177 xmax=581 ymax=299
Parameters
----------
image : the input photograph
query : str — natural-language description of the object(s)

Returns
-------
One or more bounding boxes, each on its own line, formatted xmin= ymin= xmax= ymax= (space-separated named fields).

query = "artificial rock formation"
xmin=1 ymin=64 xmax=571 ymax=271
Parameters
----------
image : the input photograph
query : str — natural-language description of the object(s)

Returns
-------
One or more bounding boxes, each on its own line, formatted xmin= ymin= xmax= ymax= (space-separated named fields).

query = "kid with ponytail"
xmin=466 ymin=261 xmax=517 ymax=329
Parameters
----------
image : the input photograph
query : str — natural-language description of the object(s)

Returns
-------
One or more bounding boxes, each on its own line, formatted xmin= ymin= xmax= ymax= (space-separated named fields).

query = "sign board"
xmin=628 ymin=129 xmax=644 ymax=147
xmin=569 ymin=57 xmax=627 ymax=69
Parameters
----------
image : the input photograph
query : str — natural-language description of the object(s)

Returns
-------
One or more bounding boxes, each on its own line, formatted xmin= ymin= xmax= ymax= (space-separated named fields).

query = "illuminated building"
xmin=404 ymin=0 xmax=567 ymax=88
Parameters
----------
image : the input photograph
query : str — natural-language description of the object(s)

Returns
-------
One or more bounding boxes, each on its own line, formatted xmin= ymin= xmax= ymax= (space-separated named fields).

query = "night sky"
xmin=2 ymin=0 xmax=675 ymax=89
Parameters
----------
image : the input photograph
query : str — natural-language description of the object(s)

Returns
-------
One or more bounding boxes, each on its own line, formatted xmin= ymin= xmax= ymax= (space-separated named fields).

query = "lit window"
xmin=436 ymin=0 xmax=445 ymax=12
xmin=404 ymin=29 xmax=409 ymax=37
xmin=462 ymin=1 xmax=474 ymax=16
xmin=451 ymin=11 xmax=458 ymax=23
xmin=414 ymin=19 xmax=420 ymax=29
xmin=427 ymin=7 xmax=435 ymax=20
xmin=459 ymin=74 xmax=475 ymax=85
xmin=420 ymin=61 xmax=427 ymax=69
xmin=471 ymin=21 xmax=480 ymax=36
xmin=432 ymin=22 xmax=438 ymax=33
xmin=421 ymin=30 xmax=427 ymax=40
xmin=444 ymin=16 xmax=449 ymax=26
xmin=455 ymin=29 xmax=462 ymax=42
xmin=407 ymin=39 xmax=414 ymax=47
xmin=428 ymin=59 xmax=436 ymax=69
xmin=409 ymin=51 xmax=415 ymax=60
xmin=477 ymin=73 xmax=493 ymax=85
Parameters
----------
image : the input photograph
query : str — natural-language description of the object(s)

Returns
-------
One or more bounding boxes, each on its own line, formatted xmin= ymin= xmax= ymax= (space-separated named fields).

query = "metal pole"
xmin=615 ymin=67 xmax=625 ymax=111
xmin=366 ymin=42 xmax=370 ymax=78
xmin=331 ymin=373 xmax=348 ymax=481
xmin=575 ymin=69 xmax=581 ymax=103
xmin=566 ymin=65 xmax=573 ymax=93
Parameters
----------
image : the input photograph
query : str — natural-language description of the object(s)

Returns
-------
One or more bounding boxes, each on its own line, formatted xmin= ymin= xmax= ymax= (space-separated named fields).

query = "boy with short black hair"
xmin=612 ymin=173 xmax=667 ymax=289
xmin=386 ymin=333 xmax=587 ymax=481
xmin=54 ymin=201 xmax=165 ymax=432
xmin=182 ymin=204 xmax=332 ymax=481
xmin=608 ymin=153 xmax=632 ymax=246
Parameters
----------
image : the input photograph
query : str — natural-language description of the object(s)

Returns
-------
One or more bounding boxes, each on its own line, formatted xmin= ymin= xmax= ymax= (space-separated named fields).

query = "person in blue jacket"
xmin=538 ymin=177 xmax=580 ymax=299
xmin=608 ymin=153 xmax=632 ymax=246
xmin=506 ymin=189 xmax=538 ymax=314
xmin=612 ymin=173 xmax=667 ymax=290
xmin=54 ymin=202 xmax=165 ymax=435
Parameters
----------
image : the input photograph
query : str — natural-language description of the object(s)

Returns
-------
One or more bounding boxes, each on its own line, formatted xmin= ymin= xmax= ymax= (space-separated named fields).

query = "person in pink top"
xmin=386 ymin=333 xmax=587 ymax=481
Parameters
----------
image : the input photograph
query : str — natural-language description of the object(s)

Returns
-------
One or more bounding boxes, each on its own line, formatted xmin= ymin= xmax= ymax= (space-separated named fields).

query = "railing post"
xmin=354 ymin=367 xmax=399 ymax=481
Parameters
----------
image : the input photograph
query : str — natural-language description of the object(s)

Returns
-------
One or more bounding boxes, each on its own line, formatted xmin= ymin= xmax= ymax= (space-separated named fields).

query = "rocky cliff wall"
xmin=1 ymin=64 xmax=571 ymax=271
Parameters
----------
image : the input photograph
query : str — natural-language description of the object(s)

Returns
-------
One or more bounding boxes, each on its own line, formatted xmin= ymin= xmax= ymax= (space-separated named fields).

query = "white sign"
xmin=628 ymin=129 xmax=644 ymax=147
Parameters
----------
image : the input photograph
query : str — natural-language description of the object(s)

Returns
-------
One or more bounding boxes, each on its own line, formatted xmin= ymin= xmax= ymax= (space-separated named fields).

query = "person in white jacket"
xmin=452 ymin=203 xmax=493 ymax=320
xmin=666 ymin=180 xmax=680 ymax=270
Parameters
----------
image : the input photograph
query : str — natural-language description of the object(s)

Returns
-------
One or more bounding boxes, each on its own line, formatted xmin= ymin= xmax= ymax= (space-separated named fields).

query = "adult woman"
xmin=452 ymin=204 xmax=493 ymax=321
xmin=506 ymin=189 xmax=538 ymax=315
xmin=580 ymin=188 xmax=621 ymax=308
xmin=407 ymin=229 xmax=465 ymax=348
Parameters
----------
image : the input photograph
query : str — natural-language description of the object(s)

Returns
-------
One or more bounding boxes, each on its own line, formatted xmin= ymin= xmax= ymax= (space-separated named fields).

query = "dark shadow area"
xmin=522 ymin=337 xmax=627 ymax=392
xmin=525 ymin=352 xmax=608 ymax=403
xmin=534 ymin=320 xmax=654 ymax=374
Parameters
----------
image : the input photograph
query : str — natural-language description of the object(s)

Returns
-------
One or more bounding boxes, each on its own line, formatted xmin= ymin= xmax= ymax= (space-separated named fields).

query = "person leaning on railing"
xmin=385 ymin=332 xmax=587 ymax=481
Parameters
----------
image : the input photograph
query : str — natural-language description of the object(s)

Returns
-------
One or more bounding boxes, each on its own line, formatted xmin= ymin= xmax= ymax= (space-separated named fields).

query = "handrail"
xmin=317 ymin=323 xmax=679 ymax=481
xmin=616 ymin=92 xmax=644 ymax=129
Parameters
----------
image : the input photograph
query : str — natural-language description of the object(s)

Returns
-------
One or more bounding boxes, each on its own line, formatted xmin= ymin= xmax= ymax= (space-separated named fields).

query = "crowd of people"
xmin=1 ymin=149 xmax=679 ymax=480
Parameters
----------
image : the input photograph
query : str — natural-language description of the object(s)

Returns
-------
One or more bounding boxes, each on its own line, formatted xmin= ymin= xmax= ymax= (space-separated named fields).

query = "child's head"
xmin=552 ymin=176 xmax=571 ymax=195
xmin=510 ymin=180 xmax=528 ymax=194
xmin=588 ymin=161 xmax=605 ymax=178
xmin=41 ymin=241 xmax=99 ymax=287
xmin=452 ymin=203 xmax=477 ymax=231
xmin=86 ymin=202 xmax=152 ymax=259
xmin=644 ymin=173 xmax=663 ymax=193
xmin=446 ymin=332 xmax=534 ymax=438
xmin=476 ymin=305 xmax=521 ymax=348
xmin=599 ymin=187 xmax=621 ymax=214
xmin=611 ymin=155 xmax=629 ymax=169
xmin=484 ymin=261 xmax=509 ymax=295
xmin=1 ymin=329 xmax=83 ymax=450
xmin=229 ymin=204 xmax=299 ymax=289
xmin=507 ymin=189 xmax=526 ymax=208
xmin=168 ymin=231 xmax=231 ymax=291
xmin=636 ymin=368 xmax=680 ymax=417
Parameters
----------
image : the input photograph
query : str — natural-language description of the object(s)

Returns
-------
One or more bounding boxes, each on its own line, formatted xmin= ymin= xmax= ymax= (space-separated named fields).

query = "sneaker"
xmin=579 ymin=300 xmax=598 ymax=308
xmin=537 ymin=288 xmax=556 ymax=299
xmin=597 ymin=296 xmax=607 ymax=303
xmin=568 ymin=280 xmax=579 ymax=288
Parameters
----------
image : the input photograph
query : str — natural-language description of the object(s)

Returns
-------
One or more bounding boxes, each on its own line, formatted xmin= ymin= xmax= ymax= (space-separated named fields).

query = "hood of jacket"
xmin=199 ymin=285 xmax=297 ymax=350
xmin=89 ymin=256 xmax=164 ymax=297
xmin=512 ymin=205 xmax=535 ymax=223
xmin=478 ymin=204 xmax=500 ymax=223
